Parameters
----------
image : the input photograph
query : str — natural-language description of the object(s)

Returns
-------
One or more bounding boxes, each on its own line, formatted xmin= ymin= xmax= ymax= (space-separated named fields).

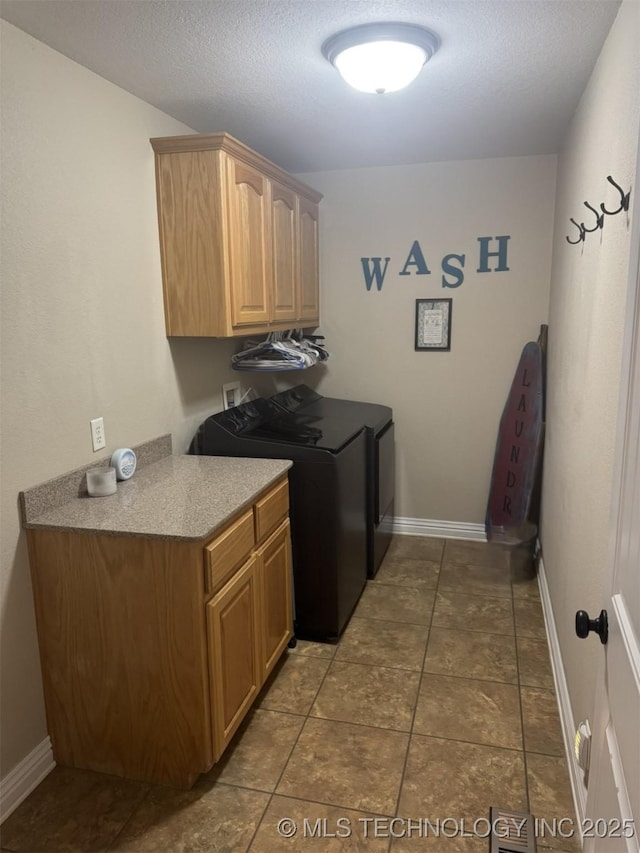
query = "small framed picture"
xmin=415 ymin=298 xmax=452 ymax=351
xmin=222 ymin=381 xmax=242 ymax=410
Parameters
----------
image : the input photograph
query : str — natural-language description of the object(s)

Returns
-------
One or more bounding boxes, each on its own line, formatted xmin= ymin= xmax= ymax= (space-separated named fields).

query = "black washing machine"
xmin=269 ymin=385 xmax=395 ymax=577
xmin=190 ymin=399 xmax=367 ymax=641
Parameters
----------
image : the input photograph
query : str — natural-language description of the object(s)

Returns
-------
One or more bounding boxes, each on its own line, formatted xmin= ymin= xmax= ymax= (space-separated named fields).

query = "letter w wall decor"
xmin=360 ymin=257 xmax=390 ymax=291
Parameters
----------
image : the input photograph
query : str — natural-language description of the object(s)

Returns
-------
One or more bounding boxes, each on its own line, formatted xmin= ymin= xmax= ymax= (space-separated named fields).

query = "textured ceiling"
xmin=0 ymin=0 xmax=621 ymax=173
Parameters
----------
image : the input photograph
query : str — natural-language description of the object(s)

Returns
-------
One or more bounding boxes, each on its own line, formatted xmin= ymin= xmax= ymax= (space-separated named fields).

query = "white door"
xmin=582 ymin=157 xmax=640 ymax=853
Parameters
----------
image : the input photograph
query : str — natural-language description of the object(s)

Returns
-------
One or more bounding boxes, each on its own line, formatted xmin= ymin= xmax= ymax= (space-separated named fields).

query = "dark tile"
xmin=250 ymin=795 xmax=390 ymax=851
xmin=424 ymin=628 xmax=518 ymax=684
xmin=526 ymin=753 xmax=581 ymax=852
xmin=443 ymin=539 xmax=510 ymax=569
xmin=1 ymin=766 xmax=148 ymax=852
xmin=256 ymin=653 xmax=329 ymax=715
xmin=521 ymin=687 xmax=564 ymax=756
xmin=517 ymin=637 xmax=555 ymax=689
xmin=538 ymin=847 xmax=578 ymax=853
xmin=110 ymin=782 xmax=268 ymax=852
xmin=385 ymin=536 xmax=445 ymax=563
xmin=391 ymin=831 xmax=487 ymax=851
xmin=336 ymin=616 xmax=428 ymax=671
xmin=512 ymin=573 xmax=542 ymax=600
xmin=413 ymin=674 xmax=523 ymax=750
xmin=203 ymin=708 xmax=304 ymax=791
xmin=353 ymin=583 xmax=435 ymax=626
xmin=372 ymin=557 xmax=439 ymax=590
xmin=395 ymin=735 xmax=527 ymax=852
xmin=277 ymin=717 xmax=408 ymax=815
xmin=514 ymin=597 xmax=547 ymax=640
xmin=310 ymin=660 xmax=420 ymax=731
xmin=438 ymin=563 xmax=512 ymax=599
xmin=432 ymin=591 xmax=514 ymax=635
xmin=287 ymin=639 xmax=336 ymax=660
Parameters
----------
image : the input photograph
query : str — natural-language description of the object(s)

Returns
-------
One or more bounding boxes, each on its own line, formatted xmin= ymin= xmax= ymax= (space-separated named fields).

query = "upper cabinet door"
xmin=271 ymin=182 xmax=298 ymax=324
xmin=151 ymin=133 xmax=322 ymax=337
xmin=225 ymin=157 xmax=271 ymax=328
xmin=153 ymin=150 xmax=227 ymax=337
xmin=298 ymin=196 xmax=320 ymax=325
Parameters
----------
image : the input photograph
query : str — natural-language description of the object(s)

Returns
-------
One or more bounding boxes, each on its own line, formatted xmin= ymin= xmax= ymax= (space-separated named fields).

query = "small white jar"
xmin=86 ymin=466 xmax=117 ymax=497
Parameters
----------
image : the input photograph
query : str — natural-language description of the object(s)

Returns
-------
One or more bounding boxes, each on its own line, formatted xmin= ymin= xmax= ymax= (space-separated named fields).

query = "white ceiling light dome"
xmin=322 ymin=22 xmax=440 ymax=95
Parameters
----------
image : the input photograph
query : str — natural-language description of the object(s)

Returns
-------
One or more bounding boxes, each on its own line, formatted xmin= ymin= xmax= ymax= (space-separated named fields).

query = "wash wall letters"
xmin=360 ymin=236 xmax=511 ymax=292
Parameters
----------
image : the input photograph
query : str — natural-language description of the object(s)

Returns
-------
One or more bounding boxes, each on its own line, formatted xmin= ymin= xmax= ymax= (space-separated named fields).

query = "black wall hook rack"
xmin=566 ymin=174 xmax=631 ymax=246
xmin=600 ymin=175 xmax=631 ymax=216
xmin=581 ymin=201 xmax=604 ymax=233
xmin=566 ymin=218 xmax=585 ymax=245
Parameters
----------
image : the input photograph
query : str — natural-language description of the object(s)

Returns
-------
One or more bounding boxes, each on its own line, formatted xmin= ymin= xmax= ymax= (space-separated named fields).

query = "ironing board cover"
xmin=485 ymin=340 xmax=544 ymax=540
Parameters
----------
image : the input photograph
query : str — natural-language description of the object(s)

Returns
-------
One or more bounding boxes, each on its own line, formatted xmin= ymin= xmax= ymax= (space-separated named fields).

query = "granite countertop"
xmin=21 ymin=442 xmax=292 ymax=542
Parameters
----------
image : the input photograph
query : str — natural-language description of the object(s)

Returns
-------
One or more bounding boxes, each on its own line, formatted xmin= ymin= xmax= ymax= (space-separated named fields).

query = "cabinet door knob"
xmin=575 ymin=609 xmax=608 ymax=644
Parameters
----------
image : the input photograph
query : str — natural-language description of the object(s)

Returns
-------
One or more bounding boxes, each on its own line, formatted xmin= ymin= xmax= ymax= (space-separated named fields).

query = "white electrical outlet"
xmin=90 ymin=417 xmax=106 ymax=452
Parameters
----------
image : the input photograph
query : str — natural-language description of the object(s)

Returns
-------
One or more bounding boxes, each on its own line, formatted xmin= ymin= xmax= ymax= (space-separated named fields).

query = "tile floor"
xmin=1 ymin=536 xmax=580 ymax=852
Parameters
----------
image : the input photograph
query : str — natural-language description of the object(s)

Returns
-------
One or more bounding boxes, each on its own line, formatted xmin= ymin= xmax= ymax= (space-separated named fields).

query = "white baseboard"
xmin=0 ymin=737 xmax=55 ymax=824
xmin=387 ymin=515 xmax=487 ymax=541
xmin=537 ymin=553 xmax=588 ymax=829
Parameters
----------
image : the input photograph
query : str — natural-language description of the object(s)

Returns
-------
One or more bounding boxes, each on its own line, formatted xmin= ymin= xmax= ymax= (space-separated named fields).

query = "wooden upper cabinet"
xmin=153 ymin=150 xmax=226 ymax=337
xmin=298 ymin=196 xmax=320 ymax=324
xmin=271 ymin=182 xmax=298 ymax=323
xmin=150 ymin=133 xmax=322 ymax=338
xmin=225 ymin=156 xmax=271 ymax=328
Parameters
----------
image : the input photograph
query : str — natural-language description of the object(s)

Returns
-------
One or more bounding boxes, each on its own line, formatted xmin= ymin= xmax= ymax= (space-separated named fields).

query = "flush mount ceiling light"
xmin=322 ymin=22 xmax=440 ymax=95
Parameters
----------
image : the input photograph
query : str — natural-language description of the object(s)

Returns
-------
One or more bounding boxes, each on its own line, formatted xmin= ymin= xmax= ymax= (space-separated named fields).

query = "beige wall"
xmin=541 ymin=0 xmax=640 ymax=754
xmin=0 ymin=22 xmax=240 ymax=778
xmin=288 ymin=156 xmax=556 ymax=523
xmin=3 ymin=0 xmax=635 ymax=796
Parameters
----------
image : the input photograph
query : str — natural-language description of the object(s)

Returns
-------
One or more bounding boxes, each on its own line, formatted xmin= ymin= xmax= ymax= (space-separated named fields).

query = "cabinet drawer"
xmin=254 ymin=478 xmax=289 ymax=541
xmin=205 ymin=509 xmax=255 ymax=594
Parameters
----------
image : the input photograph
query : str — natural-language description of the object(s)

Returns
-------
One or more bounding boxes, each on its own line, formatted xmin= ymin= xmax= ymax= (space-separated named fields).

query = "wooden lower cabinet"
xmin=207 ymin=555 xmax=261 ymax=760
xmin=207 ymin=518 xmax=293 ymax=760
xmin=27 ymin=477 xmax=292 ymax=788
xmin=258 ymin=519 xmax=293 ymax=679
xmin=27 ymin=531 xmax=213 ymax=789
